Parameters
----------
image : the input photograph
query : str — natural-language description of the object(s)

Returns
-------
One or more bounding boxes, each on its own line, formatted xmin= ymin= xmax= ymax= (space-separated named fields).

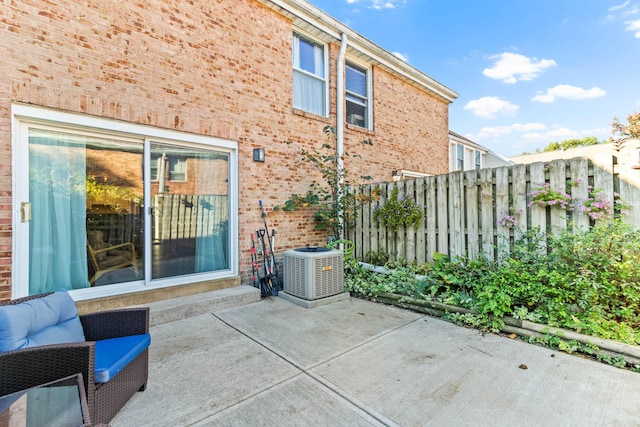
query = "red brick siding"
xmin=0 ymin=0 xmax=450 ymax=299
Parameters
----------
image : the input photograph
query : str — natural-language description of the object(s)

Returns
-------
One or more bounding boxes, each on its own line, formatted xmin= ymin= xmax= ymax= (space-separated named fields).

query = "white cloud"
xmin=472 ymin=123 xmax=547 ymax=140
xmin=463 ymin=96 xmax=519 ymax=119
xmin=391 ymin=51 xmax=409 ymax=62
xmin=532 ymin=84 xmax=607 ymax=103
xmin=609 ymin=1 xmax=630 ymax=12
xmin=520 ymin=127 xmax=610 ymax=144
xmin=483 ymin=53 xmax=557 ymax=84
xmin=469 ymin=123 xmax=609 ymax=155
xmin=626 ymin=19 xmax=640 ymax=37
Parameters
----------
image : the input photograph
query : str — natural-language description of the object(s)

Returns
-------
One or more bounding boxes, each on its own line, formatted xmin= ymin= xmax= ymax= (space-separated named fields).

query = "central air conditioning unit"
xmin=283 ymin=247 xmax=344 ymax=300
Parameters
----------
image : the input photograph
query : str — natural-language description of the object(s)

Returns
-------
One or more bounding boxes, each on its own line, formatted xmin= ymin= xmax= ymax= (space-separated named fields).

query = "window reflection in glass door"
xmin=150 ymin=143 xmax=229 ymax=279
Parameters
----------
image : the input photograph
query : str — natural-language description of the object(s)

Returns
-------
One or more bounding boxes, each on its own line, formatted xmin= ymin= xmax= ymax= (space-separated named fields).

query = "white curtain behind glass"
xmin=29 ymin=133 xmax=89 ymax=294
xmin=292 ymin=35 xmax=325 ymax=116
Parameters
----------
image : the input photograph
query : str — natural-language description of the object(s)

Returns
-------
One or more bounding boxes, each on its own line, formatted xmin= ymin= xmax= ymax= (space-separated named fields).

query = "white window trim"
xmin=474 ymin=149 xmax=482 ymax=170
xmin=11 ymin=103 xmax=238 ymax=301
xmin=456 ymin=144 xmax=465 ymax=171
xmin=396 ymin=170 xmax=432 ymax=181
xmin=168 ymin=156 xmax=188 ymax=182
xmin=345 ymin=58 xmax=373 ymax=130
xmin=292 ymin=31 xmax=329 ymax=117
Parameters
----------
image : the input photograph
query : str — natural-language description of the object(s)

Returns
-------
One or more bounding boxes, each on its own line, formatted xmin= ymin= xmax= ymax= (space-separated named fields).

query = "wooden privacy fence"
xmin=347 ymin=151 xmax=640 ymax=264
xmin=153 ymin=194 xmax=228 ymax=242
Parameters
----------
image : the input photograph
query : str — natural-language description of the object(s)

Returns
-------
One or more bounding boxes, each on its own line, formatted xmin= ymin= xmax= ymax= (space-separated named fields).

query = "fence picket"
xmin=425 ymin=176 xmax=437 ymax=263
xmin=618 ymin=140 xmax=640 ymax=227
xmin=436 ymin=174 xmax=449 ymax=255
xmin=495 ymin=167 xmax=510 ymax=260
xmin=570 ymin=158 xmax=590 ymax=231
xmin=529 ymin=162 xmax=547 ymax=244
xmin=593 ymin=153 xmax=615 ymax=227
xmin=480 ymin=168 xmax=494 ymax=259
xmin=512 ymin=164 xmax=528 ymax=241
xmin=465 ymin=170 xmax=479 ymax=260
xmin=449 ymin=172 xmax=465 ymax=258
xmin=549 ymin=160 xmax=567 ymax=236
xmin=404 ymin=179 xmax=416 ymax=263
xmin=415 ymin=178 xmax=426 ymax=264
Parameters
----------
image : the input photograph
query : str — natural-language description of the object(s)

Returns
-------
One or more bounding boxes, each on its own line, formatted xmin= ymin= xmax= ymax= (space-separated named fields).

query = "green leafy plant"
xmin=364 ymin=249 xmax=389 ymax=266
xmin=498 ymin=207 xmax=520 ymax=228
xmin=275 ymin=126 xmax=374 ymax=241
xmin=345 ymin=220 xmax=640 ymax=350
xmin=578 ymin=187 xmax=613 ymax=220
xmin=528 ymin=182 xmax=572 ymax=210
xmin=373 ymin=185 xmax=423 ymax=231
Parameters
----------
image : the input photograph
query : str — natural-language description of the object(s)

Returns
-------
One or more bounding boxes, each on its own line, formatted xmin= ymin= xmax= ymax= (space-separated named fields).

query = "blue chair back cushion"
xmin=0 ymin=291 xmax=86 ymax=352
xmin=94 ymin=334 xmax=151 ymax=383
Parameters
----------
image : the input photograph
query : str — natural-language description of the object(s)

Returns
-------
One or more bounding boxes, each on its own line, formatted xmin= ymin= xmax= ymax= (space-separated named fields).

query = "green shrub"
xmin=345 ymin=220 xmax=640 ymax=345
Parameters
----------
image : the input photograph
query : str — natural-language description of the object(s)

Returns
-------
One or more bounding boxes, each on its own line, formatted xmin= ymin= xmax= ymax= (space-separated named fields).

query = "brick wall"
xmin=0 ymin=0 xmax=451 ymax=298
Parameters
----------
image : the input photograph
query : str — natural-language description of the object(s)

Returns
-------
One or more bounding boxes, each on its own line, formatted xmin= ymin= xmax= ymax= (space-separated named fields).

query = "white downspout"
xmin=336 ymin=33 xmax=348 ymax=240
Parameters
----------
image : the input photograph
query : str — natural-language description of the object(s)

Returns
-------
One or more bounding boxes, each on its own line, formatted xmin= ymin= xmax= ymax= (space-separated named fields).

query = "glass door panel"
xmin=150 ymin=143 xmax=229 ymax=279
xmin=28 ymin=128 xmax=144 ymax=294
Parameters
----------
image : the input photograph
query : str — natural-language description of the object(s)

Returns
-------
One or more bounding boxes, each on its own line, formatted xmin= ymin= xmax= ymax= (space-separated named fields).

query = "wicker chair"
xmin=0 ymin=293 xmax=149 ymax=425
xmin=87 ymin=230 xmax=137 ymax=285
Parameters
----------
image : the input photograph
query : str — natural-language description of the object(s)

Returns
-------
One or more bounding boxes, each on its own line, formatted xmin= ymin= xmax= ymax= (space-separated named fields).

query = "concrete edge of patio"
xmin=143 ymin=285 xmax=261 ymax=326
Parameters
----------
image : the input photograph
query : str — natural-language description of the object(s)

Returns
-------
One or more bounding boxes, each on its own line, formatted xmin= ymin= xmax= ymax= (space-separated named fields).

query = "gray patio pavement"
xmin=111 ymin=289 xmax=640 ymax=426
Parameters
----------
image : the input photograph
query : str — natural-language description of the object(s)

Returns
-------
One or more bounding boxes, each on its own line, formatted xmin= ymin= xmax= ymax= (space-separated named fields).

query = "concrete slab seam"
xmin=210 ymin=310 xmax=425 ymax=426
xmin=191 ymin=373 xmax=306 ymax=425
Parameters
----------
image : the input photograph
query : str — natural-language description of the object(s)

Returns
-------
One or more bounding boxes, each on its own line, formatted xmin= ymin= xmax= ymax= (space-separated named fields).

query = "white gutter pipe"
xmin=336 ymin=33 xmax=348 ymax=239
xmin=336 ymin=33 xmax=347 ymax=177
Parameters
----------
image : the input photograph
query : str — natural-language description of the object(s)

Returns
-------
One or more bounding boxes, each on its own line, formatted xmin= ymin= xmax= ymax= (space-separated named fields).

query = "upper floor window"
xmin=346 ymin=62 xmax=369 ymax=128
xmin=456 ymin=144 xmax=464 ymax=171
xmin=293 ymin=33 xmax=326 ymax=116
xmin=475 ymin=150 xmax=482 ymax=170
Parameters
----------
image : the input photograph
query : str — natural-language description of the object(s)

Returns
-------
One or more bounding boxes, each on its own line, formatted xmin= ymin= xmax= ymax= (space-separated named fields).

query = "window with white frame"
xmin=456 ymin=144 xmax=464 ymax=171
xmin=168 ymin=157 xmax=187 ymax=182
xmin=346 ymin=62 xmax=369 ymax=128
xmin=13 ymin=105 xmax=237 ymax=298
xmin=475 ymin=150 xmax=482 ymax=170
xmin=292 ymin=33 xmax=327 ymax=116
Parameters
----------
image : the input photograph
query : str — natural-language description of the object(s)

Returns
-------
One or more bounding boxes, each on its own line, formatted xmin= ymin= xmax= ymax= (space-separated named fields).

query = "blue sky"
xmin=307 ymin=0 xmax=640 ymax=157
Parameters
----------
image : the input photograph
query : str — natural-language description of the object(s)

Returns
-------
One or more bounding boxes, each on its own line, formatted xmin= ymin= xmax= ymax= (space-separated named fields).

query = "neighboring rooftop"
xmin=510 ymin=142 xmax=618 ymax=165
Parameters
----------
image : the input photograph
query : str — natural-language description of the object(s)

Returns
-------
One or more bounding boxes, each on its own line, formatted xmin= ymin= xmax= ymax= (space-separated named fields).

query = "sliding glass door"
xmin=14 ymin=110 xmax=235 ymax=298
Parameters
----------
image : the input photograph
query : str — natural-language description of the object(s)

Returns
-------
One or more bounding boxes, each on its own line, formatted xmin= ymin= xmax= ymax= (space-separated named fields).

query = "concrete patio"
xmin=111 ymin=286 xmax=640 ymax=426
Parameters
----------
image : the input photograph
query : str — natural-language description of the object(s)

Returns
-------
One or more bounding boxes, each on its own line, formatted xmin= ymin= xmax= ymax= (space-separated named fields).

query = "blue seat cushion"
xmin=0 ymin=290 xmax=85 ymax=352
xmin=94 ymin=334 xmax=151 ymax=383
